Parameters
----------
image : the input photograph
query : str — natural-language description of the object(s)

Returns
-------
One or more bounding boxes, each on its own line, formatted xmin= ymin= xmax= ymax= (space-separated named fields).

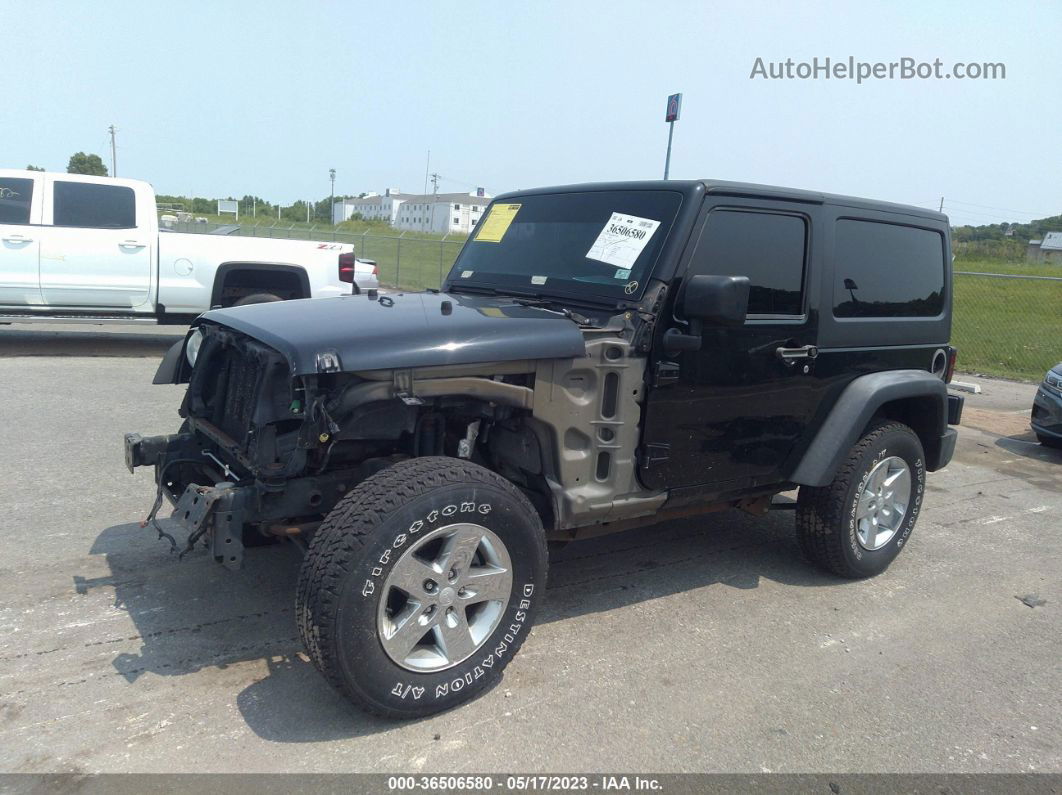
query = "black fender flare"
xmin=153 ymin=337 xmax=187 ymax=384
xmin=790 ymin=369 xmax=949 ymax=487
xmin=210 ymin=262 xmax=311 ymax=307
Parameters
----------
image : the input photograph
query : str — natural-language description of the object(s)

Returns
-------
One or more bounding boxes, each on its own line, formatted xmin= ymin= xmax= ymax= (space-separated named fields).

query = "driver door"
xmin=640 ymin=200 xmax=823 ymax=494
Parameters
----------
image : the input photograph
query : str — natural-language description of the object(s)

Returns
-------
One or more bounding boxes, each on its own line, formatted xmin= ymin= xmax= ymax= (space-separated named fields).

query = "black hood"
xmin=196 ymin=292 xmax=588 ymax=375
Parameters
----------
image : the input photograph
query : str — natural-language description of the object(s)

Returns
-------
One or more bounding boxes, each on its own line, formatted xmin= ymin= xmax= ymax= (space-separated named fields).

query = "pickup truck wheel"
xmin=232 ymin=292 xmax=283 ymax=306
xmin=295 ymin=457 xmax=547 ymax=718
xmin=795 ymin=422 xmax=925 ymax=579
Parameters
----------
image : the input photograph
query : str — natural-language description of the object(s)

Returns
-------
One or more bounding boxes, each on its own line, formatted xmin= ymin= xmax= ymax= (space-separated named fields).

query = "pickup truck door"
xmin=640 ymin=200 xmax=823 ymax=494
xmin=0 ymin=172 xmax=43 ymax=305
xmin=40 ymin=178 xmax=152 ymax=308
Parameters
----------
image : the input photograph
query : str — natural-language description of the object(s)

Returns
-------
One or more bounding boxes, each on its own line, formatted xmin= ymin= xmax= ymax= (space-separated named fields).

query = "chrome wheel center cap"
xmin=438 ymin=587 xmax=457 ymax=607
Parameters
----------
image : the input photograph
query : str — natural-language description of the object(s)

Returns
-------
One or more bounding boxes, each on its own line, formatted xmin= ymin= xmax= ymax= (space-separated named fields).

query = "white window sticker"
xmin=531 ymin=275 xmax=547 ymax=285
xmin=461 ymin=270 xmax=474 ymax=279
xmin=614 ymin=268 xmax=631 ymax=280
xmin=586 ymin=212 xmax=661 ymax=269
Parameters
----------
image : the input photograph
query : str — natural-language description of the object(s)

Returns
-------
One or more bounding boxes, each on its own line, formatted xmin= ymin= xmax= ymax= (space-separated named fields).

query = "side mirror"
xmin=662 ymin=275 xmax=751 ymax=355
xmin=682 ymin=274 xmax=750 ymax=327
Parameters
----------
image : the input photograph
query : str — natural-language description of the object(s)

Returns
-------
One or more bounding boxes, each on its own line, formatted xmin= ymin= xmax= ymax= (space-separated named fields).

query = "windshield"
xmin=447 ymin=190 xmax=683 ymax=302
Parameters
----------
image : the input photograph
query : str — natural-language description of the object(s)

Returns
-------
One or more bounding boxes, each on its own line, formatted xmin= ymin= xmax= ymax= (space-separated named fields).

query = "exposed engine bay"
xmin=128 ymin=312 xmax=665 ymax=568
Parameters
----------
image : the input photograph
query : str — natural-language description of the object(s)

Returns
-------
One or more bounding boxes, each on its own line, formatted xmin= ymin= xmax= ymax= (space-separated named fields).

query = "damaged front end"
xmin=126 ymin=321 xmax=539 ymax=569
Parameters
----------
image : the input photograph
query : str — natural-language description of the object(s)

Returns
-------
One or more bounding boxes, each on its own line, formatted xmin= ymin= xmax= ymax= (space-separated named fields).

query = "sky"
xmin=2 ymin=0 xmax=1059 ymax=226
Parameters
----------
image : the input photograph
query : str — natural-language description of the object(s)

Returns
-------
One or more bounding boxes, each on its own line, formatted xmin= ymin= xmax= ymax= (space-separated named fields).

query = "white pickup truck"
xmin=0 ymin=169 xmax=378 ymax=323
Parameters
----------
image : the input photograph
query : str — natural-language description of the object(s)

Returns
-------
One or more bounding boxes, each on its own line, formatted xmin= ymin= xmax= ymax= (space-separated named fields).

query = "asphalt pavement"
xmin=0 ymin=326 xmax=1058 ymax=774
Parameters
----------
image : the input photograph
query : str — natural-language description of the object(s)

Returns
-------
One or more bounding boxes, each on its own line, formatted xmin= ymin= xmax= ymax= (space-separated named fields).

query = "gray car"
xmin=1032 ymin=363 xmax=1062 ymax=448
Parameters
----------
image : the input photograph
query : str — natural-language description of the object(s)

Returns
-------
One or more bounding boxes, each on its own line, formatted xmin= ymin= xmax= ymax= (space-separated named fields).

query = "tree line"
xmin=26 ymin=152 xmax=361 ymax=224
xmin=951 ymin=214 xmax=1062 ymax=260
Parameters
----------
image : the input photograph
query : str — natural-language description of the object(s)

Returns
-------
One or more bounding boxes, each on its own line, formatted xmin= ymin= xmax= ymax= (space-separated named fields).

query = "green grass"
xmin=952 ymin=269 xmax=1062 ymax=381
xmin=362 ymin=236 xmax=463 ymax=292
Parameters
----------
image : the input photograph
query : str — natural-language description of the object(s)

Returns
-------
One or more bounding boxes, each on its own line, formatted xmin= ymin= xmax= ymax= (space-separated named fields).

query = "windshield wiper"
xmin=511 ymin=297 xmax=594 ymax=327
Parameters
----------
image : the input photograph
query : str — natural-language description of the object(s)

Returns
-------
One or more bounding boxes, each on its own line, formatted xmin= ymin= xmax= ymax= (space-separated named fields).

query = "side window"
xmin=689 ymin=209 xmax=807 ymax=316
xmin=53 ymin=181 xmax=136 ymax=229
xmin=833 ymin=220 xmax=944 ymax=317
xmin=0 ymin=177 xmax=35 ymax=224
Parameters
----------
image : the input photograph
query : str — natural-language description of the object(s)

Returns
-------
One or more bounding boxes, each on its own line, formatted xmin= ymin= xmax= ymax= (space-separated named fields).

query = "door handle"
xmin=776 ymin=344 xmax=818 ymax=364
xmin=2 ymin=234 xmax=32 ymax=243
xmin=119 ymin=240 xmax=147 ymax=249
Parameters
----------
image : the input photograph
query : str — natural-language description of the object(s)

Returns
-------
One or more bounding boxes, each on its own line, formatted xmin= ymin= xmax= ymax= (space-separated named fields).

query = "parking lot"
xmin=0 ymin=325 xmax=1059 ymax=774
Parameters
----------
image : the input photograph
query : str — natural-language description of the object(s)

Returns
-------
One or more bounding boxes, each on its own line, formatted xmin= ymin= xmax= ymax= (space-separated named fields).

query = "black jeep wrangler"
xmin=126 ymin=180 xmax=963 ymax=717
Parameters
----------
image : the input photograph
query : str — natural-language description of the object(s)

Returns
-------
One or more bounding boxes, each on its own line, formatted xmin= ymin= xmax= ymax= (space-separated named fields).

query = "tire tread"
xmin=294 ymin=456 xmax=542 ymax=717
xmin=796 ymin=421 xmax=917 ymax=579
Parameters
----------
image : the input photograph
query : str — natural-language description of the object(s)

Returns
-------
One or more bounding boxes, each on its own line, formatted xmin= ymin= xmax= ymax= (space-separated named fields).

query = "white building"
xmin=333 ymin=188 xmax=407 ymax=224
xmin=333 ymin=188 xmax=493 ymax=235
xmin=393 ymin=191 xmax=492 ymax=235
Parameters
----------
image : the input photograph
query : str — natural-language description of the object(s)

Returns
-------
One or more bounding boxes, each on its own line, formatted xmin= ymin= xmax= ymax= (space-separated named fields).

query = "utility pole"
xmin=423 ymin=150 xmax=431 ymax=195
xmin=329 ymin=168 xmax=336 ymax=225
xmin=429 ymin=172 xmax=440 ymax=233
xmin=939 ymin=196 xmax=945 ymax=212
xmin=108 ymin=124 xmax=118 ymax=176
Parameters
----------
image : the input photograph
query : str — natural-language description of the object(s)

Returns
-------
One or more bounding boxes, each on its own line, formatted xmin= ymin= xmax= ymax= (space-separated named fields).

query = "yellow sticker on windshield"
xmin=475 ymin=203 xmax=521 ymax=243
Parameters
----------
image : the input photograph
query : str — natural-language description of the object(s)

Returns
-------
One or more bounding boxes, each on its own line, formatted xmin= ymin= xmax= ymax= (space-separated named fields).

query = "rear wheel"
xmin=232 ymin=292 xmax=283 ymax=306
xmin=796 ymin=421 xmax=926 ymax=578
xmin=295 ymin=457 xmax=547 ymax=718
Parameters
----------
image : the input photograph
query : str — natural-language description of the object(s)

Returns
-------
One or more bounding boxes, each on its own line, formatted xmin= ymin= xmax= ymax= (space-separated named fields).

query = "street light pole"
xmin=663 ymin=121 xmax=675 ymax=180
xmin=663 ymin=93 xmax=682 ymax=180
xmin=329 ymin=168 xmax=336 ymax=225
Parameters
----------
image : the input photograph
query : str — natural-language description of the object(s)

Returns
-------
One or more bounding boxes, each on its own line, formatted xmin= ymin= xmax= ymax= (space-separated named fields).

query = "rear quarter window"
xmin=833 ymin=219 xmax=945 ymax=318
xmin=53 ymin=181 xmax=136 ymax=228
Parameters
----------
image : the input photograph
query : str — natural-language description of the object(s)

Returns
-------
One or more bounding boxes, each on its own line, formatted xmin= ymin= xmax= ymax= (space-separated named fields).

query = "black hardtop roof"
xmin=493 ymin=179 xmax=947 ymax=223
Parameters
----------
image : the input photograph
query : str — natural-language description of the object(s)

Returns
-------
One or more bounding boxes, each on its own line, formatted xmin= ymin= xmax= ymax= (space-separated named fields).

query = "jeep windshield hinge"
xmin=639 ymin=442 xmax=671 ymax=470
xmin=393 ymin=369 xmax=424 ymax=405
xmin=652 ymin=361 xmax=681 ymax=387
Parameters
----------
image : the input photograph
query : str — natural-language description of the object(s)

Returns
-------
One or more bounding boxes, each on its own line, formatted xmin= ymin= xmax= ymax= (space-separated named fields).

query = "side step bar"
xmin=0 ymin=313 xmax=161 ymax=326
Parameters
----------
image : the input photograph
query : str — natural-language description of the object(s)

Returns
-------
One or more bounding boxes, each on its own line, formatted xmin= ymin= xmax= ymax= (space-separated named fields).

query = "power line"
xmin=944 ymin=198 xmax=1058 ymax=218
xmin=943 ymin=206 xmax=1034 ymax=222
xmin=435 ymin=173 xmax=478 ymax=190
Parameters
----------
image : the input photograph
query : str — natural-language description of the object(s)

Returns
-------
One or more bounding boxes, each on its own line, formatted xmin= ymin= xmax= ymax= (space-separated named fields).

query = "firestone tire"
xmin=796 ymin=421 xmax=926 ymax=579
xmin=295 ymin=457 xmax=547 ymax=718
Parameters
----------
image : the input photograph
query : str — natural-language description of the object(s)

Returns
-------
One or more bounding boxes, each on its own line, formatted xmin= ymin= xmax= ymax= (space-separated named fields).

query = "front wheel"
xmin=295 ymin=457 xmax=547 ymax=718
xmin=796 ymin=421 xmax=926 ymax=579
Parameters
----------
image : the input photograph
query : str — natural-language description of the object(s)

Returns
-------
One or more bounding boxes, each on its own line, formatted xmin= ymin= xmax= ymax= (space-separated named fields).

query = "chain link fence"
xmin=166 ymin=219 xmax=463 ymax=292
xmin=953 ymin=271 xmax=1062 ymax=382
